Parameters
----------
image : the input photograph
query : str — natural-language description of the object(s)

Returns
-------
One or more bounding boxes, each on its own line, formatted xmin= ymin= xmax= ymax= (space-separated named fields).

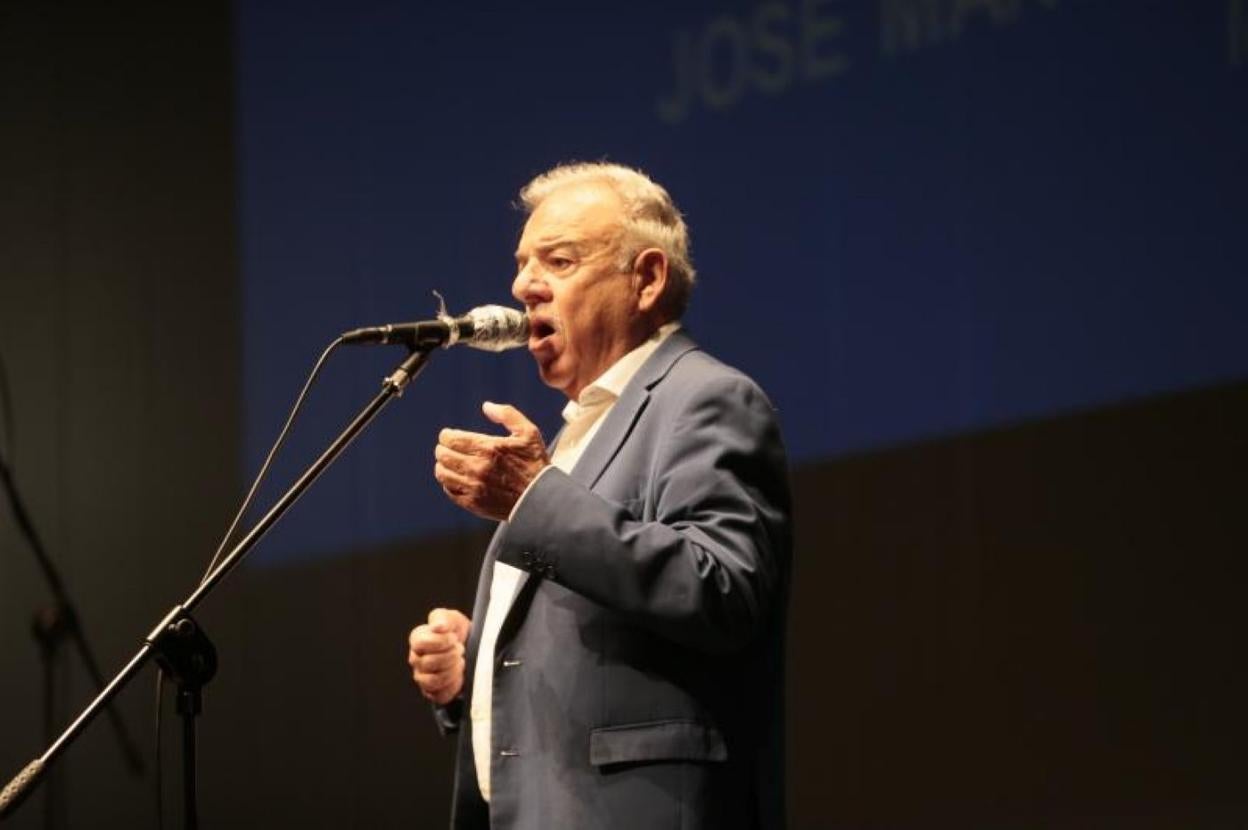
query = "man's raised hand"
xmin=434 ymin=401 xmax=549 ymax=521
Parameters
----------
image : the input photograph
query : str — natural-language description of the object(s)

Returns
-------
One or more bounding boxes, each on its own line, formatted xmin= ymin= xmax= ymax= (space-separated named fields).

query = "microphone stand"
xmin=0 ymin=449 xmax=146 ymax=830
xmin=0 ymin=345 xmax=436 ymax=826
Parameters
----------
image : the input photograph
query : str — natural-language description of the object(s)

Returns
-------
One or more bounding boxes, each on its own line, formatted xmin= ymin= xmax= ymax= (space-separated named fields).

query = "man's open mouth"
xmin=530 ymin=318 xmax=557 ymax=342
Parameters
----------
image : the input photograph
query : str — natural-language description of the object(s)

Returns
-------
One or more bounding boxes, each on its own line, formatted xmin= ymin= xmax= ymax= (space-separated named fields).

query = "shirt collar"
xmin=561 ymin=321 xmax=681 ymax=423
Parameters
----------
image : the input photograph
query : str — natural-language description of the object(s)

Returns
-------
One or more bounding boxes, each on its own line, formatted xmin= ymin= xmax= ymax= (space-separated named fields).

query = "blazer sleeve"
xmin=430 ymin=697 xmax=464 ymax=736
xmin=495 ymin=371 xmax=791 ymax=654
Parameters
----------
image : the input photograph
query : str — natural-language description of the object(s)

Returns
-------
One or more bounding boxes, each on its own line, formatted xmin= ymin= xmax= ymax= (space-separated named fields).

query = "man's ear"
xmin=632 ymin=248 xmax=669 ymax=315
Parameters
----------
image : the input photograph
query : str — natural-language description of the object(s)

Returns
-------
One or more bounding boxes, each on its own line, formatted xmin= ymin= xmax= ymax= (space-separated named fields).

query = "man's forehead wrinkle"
xmin=514 ymin=234 xmax=585 ymax=260
xmin=538 ymin=235 xmax=590 ymax=251
xmin=517 ymin=225 xmax=618 ymax=256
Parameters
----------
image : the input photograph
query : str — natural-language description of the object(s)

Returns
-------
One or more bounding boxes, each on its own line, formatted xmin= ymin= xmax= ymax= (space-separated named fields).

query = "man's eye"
xmin=548 ymin=257 xmax=573 ymax=270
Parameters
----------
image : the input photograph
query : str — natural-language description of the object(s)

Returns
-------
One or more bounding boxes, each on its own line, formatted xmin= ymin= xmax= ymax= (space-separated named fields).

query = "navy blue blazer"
xmin=439 ymin=331 xmax=792 ymax=829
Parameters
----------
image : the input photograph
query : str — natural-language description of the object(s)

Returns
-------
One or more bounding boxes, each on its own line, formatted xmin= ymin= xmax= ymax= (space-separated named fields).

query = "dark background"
xmin=1 ymin=1 xmax=1246 ymax=828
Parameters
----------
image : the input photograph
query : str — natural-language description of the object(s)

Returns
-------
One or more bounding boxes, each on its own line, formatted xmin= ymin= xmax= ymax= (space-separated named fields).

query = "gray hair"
xmin=518 ymin=162 xmax=697 ymax=317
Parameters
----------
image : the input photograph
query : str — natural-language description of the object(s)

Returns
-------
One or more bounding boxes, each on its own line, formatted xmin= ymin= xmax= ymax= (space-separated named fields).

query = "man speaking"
xmin=407 ymin=162 xmax=792 ymax=829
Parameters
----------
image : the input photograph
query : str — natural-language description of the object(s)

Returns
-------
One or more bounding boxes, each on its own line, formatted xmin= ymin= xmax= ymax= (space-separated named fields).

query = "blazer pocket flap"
xmin=590 ymin=720 xmax=727 ymax=766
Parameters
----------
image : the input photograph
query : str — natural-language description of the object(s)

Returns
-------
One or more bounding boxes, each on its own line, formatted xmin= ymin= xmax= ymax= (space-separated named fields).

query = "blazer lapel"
xmin=568 ymin=330 xmax=700 ymax=491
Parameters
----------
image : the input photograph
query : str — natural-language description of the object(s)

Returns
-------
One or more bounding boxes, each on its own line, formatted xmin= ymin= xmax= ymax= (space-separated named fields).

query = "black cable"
xmin=153 ymin=335 xmax=345 ymax=829
xmin=199 ymin=336 xmax=345 ymax=583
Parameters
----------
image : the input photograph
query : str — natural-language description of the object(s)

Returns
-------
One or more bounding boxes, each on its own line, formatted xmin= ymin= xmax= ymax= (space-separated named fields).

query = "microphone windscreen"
xmin=465 ymin=306 xmax=529 ymax=352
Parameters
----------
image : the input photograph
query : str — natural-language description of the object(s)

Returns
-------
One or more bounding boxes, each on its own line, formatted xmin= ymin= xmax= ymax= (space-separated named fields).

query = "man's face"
xmin=512 ymin=182 xmax=640 ymax=401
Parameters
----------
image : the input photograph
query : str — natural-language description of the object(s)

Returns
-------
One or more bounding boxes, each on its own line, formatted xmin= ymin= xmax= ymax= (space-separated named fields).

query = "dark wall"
xmin=0 ymin=1 xmax=240 ymax=827
xmin=788 ymin=382 xmax=1248 ymax=828
xmin=1 ymin=2 xmax=1245 ymax=828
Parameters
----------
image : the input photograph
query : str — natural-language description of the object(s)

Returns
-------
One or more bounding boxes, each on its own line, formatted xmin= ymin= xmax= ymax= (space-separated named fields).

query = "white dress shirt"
xmin=469 ymin=322 xmax=680 ymax=801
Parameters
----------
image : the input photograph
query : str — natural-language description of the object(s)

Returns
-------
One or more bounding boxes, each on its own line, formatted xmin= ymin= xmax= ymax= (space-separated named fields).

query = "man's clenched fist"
xmin=407 ymin=607 xmax=470 ymax=705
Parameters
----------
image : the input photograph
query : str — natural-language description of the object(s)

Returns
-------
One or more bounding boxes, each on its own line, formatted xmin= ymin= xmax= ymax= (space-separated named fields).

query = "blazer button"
xmin=520 ymin=551 xmax=534 ymax=566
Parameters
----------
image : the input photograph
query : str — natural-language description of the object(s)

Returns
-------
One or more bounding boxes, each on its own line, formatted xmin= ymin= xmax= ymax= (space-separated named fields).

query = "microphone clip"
xmin=431 ymin=290 xmax=461 ymax=348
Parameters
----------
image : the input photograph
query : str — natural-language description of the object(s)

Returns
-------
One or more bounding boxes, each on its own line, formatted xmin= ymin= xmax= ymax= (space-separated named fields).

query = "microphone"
xmin=341 ymin=305 xmax=530 ymax=352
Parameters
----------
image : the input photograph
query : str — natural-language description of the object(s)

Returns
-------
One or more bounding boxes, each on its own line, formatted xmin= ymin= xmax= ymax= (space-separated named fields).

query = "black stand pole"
xmin=181 ymin=696 xmax=197 ymax=830
xmin=0 ymin=443 xmax=147 ymax=827
xmin=152 ymin=614 xmax=217 ymax=830
xmin=33 ymin=610 xmax=60 ymax=830
xmin=32 ymin=605 xmax=73 ymax=830
xmin=0 ymin=346 xmax=434 ymax=824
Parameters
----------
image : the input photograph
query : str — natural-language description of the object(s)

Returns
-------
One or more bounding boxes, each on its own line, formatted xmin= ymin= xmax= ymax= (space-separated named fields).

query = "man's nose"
xmin=512 ymin=265 xmax=551 ymax=304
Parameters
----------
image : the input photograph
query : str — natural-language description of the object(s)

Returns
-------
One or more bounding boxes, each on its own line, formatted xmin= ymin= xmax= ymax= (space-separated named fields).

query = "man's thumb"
xmin=429 ymin=607 xmax=470 ymax=642
xmin=482 ymin=401 xmax=530 ymax=436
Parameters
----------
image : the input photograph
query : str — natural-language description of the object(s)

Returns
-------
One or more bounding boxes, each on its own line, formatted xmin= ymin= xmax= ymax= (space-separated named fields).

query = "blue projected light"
xmin=234 ymin=0 xmax=1248 ymax=563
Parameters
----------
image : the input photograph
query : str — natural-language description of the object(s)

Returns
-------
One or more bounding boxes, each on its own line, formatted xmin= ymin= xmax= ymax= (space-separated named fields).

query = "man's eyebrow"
xmin=514 ymin=238 xmax=586 ymax=262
